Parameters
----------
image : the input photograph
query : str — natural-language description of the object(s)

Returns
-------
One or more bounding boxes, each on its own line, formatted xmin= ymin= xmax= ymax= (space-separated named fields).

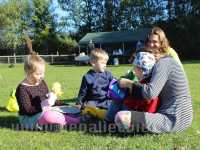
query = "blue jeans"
xmin=105 ymin=101 xmax=128 ymax=123
xmin=19 ymin=112 xmax=42 ymax=129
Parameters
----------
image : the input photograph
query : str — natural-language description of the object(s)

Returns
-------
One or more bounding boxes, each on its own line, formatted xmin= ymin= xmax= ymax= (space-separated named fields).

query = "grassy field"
xmin=0 ymin=62 xmax=200 ymax=150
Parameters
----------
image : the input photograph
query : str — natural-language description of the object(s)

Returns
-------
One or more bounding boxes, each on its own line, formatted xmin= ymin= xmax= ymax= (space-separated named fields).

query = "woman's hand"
xmin=119 ymin=78 xmax=133 ymax=89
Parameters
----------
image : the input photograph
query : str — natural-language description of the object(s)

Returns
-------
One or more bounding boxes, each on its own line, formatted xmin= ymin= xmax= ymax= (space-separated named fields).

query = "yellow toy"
xmin=6 ymin=89 xmax=19 ymax=112
xmin=82 ymin=105 xmax=107 ymax=120
xmin=51 ymin=82 xmax=63 ymax=97
xmin=41 ymin=82 xmax=63 ymax=108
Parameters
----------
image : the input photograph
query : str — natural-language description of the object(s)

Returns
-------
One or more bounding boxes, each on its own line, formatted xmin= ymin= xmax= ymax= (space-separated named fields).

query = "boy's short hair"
xmin=90 ymin=48 xmax=109 ymax=62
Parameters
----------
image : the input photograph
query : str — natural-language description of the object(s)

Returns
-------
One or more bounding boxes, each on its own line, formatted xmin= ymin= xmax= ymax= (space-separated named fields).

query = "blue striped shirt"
xmin=131 ymin=56 xmax=193 ymax=133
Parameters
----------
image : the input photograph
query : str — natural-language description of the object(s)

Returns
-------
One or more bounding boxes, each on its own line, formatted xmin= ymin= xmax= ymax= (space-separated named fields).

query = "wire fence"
xmin=0 ymin=54 xmax=77 ymax=64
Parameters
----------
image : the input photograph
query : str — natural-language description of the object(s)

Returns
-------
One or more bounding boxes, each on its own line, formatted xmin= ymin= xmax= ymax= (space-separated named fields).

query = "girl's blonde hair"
xmin=145 ymin=26 xmax=170 ymax=59
xmin=90 ymin=48 xmax=109 ymax=62
xmin=24 ymin=51 xmax=45 ymax=74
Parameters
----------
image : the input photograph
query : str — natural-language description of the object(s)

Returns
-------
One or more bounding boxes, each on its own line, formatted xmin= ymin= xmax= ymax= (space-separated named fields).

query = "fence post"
xmin=14 ymin=53 xmax=16 ymax=64
xmin=8 ymin=56 xmax=10 ymax=64
xmin=51 ymin=55 xmax=54 ymax=64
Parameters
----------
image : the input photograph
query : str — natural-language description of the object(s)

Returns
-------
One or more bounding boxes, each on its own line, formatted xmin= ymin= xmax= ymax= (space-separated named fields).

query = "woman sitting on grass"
xmin=114 ymin=27 xmax=193 ymax=133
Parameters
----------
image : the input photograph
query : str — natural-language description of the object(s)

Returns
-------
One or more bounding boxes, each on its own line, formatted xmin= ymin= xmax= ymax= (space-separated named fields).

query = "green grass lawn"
xmin=0 ymin=62 xmax=200 ymax=150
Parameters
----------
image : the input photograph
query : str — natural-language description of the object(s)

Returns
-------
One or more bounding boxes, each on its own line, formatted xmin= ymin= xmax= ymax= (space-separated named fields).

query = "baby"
xmin=106 ymin=51 xmax=159 ymax=122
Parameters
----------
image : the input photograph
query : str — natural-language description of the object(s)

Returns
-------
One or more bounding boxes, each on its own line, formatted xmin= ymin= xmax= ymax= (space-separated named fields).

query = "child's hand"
xmin=74 ymin=104 xmax=82 ymax=110
xmin=119 ymin=78 xmax=133 ymax=89
xmin=47 ymin=92 xmax=57 ymax=106
xmin=41 ymin=92 xmax=57 ymax=109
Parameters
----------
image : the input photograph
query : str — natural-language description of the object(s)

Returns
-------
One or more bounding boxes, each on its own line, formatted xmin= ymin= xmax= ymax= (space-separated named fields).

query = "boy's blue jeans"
xmin=105 ymin=101 xmax=128 ymax=123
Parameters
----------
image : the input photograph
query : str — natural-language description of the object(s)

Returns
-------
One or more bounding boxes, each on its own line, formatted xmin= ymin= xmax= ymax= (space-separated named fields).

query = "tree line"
xmin=0 ymin=0 xmax=77 ymax=55
xmin=0 ymin=0 xmax=200 ymax=59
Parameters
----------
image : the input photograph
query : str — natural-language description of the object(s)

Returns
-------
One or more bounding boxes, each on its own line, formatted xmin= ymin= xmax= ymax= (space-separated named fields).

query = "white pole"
xmin=8 ymin=56 xmax=10 ymax=64
xmin=14 ymin=53 xmax=16 ymax=64
xmin=51 ymin=55 xmax=53 ymax=64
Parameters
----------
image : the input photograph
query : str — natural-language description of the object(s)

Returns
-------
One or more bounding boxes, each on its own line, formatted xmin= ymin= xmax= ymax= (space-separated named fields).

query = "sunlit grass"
xmin=0 ymin=62 xmax=200 ymax=150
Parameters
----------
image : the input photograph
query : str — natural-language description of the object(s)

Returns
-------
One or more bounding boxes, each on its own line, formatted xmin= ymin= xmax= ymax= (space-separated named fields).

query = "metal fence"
xmin=0 ymin=54 xmax=76 ymax=64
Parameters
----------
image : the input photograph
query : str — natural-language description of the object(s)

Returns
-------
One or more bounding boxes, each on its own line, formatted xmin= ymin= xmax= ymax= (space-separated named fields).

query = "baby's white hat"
xmin=133 ymin=52 xmax=156 ymax=79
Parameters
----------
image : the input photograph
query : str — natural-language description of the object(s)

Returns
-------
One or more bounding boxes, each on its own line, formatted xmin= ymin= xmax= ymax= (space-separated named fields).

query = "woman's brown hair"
xmin=144 ymin=27 xmax=170 ymax=59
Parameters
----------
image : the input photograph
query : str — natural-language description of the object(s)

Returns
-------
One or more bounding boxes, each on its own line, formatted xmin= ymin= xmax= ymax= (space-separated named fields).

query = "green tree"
xmin=30 ymin=0 xmax=56 ymax=54
xmin=0 ymin=0 xmax=31 ymax=54
xmin=58 ymin=0 xmax=98 ymax=39
xmin=58 ymin=0 xmax=164 ymax=34
xmin=0 ymin=0 xmax=77 ymax=55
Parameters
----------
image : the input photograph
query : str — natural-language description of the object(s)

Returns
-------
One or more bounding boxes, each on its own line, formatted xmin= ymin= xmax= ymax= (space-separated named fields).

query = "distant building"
xmin=78 ymin=28 xmax=151 ymax=64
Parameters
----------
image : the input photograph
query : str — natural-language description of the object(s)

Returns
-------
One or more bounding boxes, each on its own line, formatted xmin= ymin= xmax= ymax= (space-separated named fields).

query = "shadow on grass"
xmin=84 ymin=131 xmax=148 ymax=138
xmin=63 ymin=116 xmax=148 ymax=137
xmin=0 ymin=113 xmax=149 ymax=136
xmin=0 ymin=105 xmax=149 ymax=136
xmin=61 ymin=98 xmax=76 ymax=105
xmin=0 ymin=106 xmax=8 ymax=112
xmin=182 ymin=60 xmax=200 ymax=64
xmin=0 ymin=115 xmax=19 ymax=129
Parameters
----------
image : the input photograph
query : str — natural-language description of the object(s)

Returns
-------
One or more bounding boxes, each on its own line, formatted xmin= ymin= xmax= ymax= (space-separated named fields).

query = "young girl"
xmin=16 ymin=52 xmax=79 ymax=129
